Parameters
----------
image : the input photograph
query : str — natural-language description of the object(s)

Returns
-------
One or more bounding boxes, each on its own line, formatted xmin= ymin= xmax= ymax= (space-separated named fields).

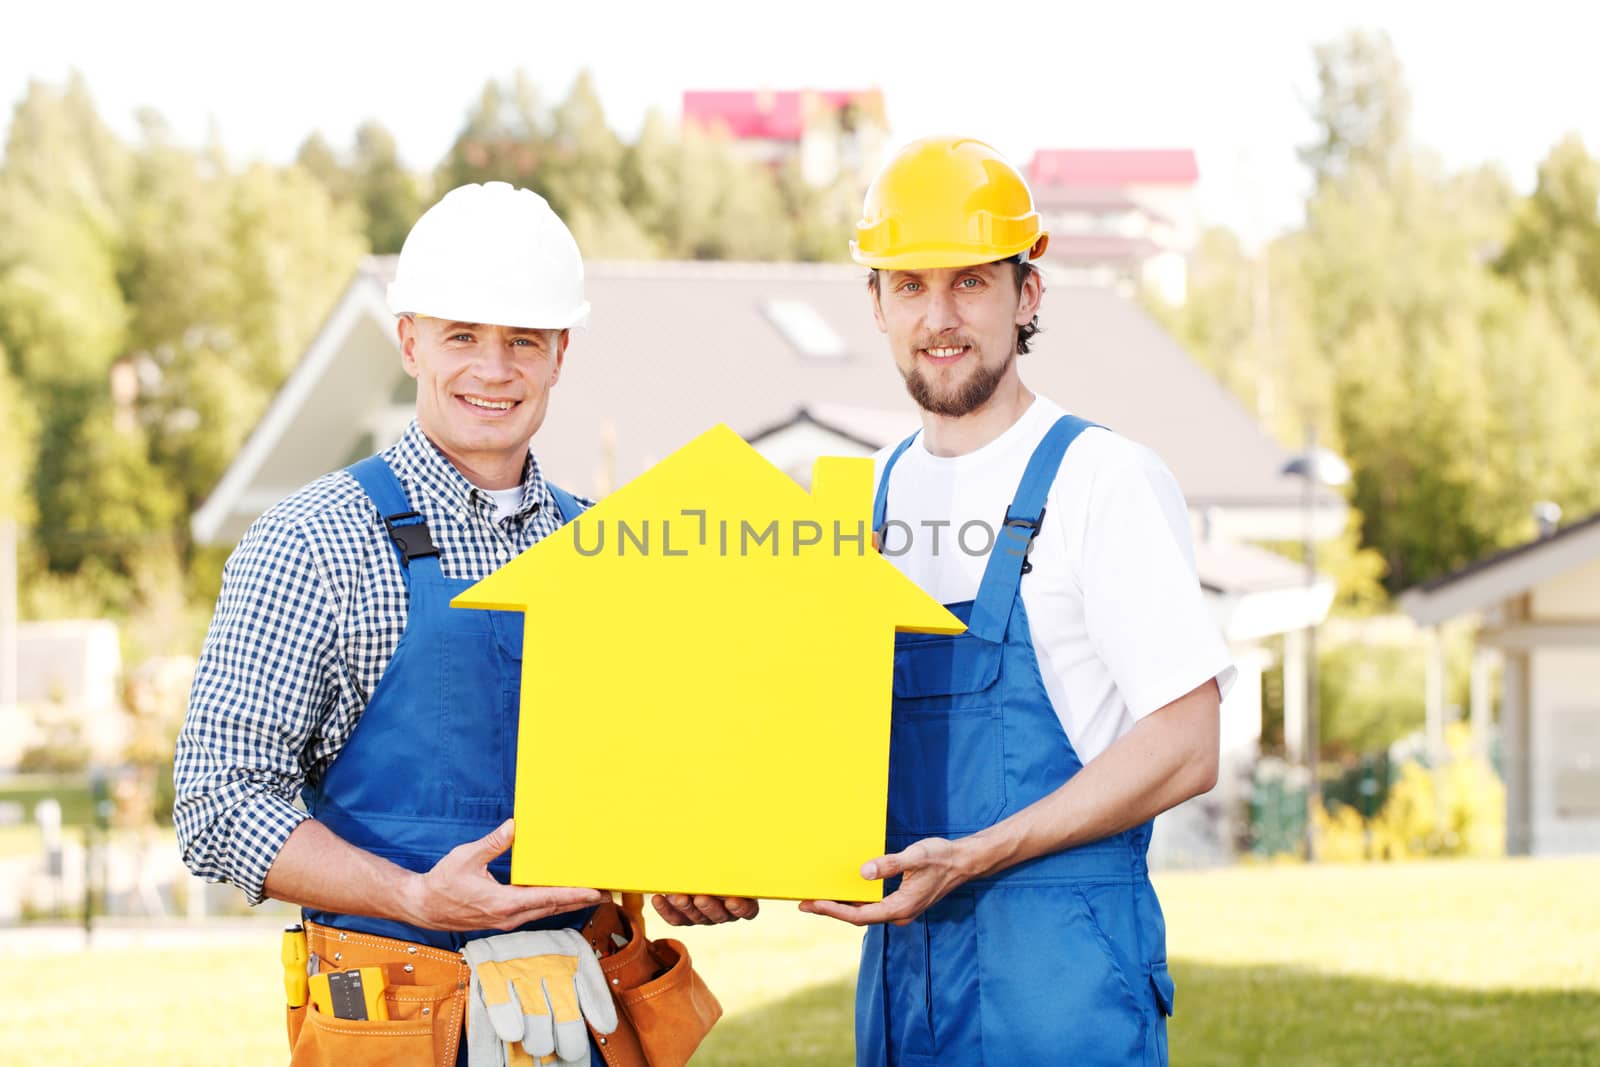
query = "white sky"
xmin=7 ymin=0 xmax=1597 ymax=245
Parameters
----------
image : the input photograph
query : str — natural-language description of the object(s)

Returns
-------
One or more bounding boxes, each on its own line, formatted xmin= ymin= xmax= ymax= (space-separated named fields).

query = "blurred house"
xmin=191 ymin=256 xmax=1345 ymax=867
xmin=0 ymin=619 xmax=124 ymax=770
xmin=682 ymin=90 xmax=887 ymax=187
xmin=1402 ymin=510 xmax=1600 ymax=856
xmin=1027 ymin=149 xmax=1200 ymax=306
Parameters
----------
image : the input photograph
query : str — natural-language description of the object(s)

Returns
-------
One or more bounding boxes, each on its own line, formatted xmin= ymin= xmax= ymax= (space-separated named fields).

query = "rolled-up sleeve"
xmin=174 ymin=515 xmax=340 ymax=905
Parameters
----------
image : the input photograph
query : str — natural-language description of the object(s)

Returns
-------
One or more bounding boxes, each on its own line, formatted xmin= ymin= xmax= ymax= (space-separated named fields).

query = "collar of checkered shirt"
xmin=389 ymin=418 xmax=548 ymax=521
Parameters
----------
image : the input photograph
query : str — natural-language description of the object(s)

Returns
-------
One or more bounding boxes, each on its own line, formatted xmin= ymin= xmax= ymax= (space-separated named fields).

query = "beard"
xmin=901 ymin=343 xmax=1015 ymax=418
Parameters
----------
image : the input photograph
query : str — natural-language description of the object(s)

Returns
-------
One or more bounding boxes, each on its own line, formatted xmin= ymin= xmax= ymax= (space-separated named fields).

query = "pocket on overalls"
xmin=975 ymin=885 xmax=1148 ymax=1065
xmin=889 ymin=634 xmax=1006 ymax=836
xmin=1148 ymin=961 xmax=1175 ymax=1067
xmin=439 ymin=626 xmax=517 ymax=809
xmin=288 ymin=978 xmax=464 ymax=1067
xmin=887 ymin=704 xmax=1006 ymax=835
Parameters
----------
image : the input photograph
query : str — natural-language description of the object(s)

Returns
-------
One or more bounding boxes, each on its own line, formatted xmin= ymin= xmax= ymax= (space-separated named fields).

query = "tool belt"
xmin=285 ymin=898 xmax=720 ymax=1067
xmin=581 ymin=896 xmax=722 ymax=1067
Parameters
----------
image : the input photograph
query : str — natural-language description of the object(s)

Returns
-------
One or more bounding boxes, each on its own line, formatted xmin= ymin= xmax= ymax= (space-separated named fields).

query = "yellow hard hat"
xmin=852 ymin=136 xmax=1048 ymax=270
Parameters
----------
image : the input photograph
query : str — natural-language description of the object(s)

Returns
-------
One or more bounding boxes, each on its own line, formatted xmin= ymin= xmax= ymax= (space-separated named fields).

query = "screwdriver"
xmin=282 ymin=924 xmax=309 ymax=1008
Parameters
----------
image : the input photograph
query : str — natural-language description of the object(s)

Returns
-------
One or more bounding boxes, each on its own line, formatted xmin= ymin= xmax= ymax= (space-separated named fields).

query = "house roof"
xmin=1400 ymin=510 xmax=1600 ymax=626
xmin=1045 ymin=234 xmax=1165 ymax=264
xmin=1030 ymin=149 xmax=1199 ymax=187
xmin=750 ymin=406 xmax=1326 ymax=607
xmin=191 ymin=255 xmax=1341 ymax=546
xmin=682 ymin=90 xmax=881 ymax=141
xmin=1035 ymin=187 xmax=1173 ymax=225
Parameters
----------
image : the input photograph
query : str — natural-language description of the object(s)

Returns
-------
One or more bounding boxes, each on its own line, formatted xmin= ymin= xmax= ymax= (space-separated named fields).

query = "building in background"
xmin=1028 ymin=148 xmax=1200 ymax=305
xmin=1401 ymin=511 xmax=1600 ymax=856
xmin=192 ymin=256 xmax=1344 ymax=867
xmin=683 ymin=90 xmax=887 ymax=187
xmin=0 ymin=620 xmax=124 ymax=770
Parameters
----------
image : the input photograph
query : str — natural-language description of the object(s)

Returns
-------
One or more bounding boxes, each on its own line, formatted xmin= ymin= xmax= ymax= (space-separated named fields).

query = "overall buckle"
xmin=1001 ymin=507 xmax=1046 ymax=575
xmin=382 ymin=511 xmax=439 ymax=564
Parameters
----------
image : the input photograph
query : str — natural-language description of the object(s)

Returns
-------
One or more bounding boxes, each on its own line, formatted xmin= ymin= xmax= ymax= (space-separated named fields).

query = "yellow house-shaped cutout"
xmin=454 ymin=424 xmax=963 ymax=902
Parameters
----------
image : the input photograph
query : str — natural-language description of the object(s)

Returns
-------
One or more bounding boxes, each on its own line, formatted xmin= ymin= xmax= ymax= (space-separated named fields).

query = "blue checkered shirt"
xmin=175 ymin=421 xmax=589 ymax=905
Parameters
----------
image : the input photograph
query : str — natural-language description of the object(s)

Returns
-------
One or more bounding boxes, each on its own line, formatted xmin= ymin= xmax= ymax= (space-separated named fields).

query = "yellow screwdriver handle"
xmin=282 ymin=925 xmax=309 ymax=1008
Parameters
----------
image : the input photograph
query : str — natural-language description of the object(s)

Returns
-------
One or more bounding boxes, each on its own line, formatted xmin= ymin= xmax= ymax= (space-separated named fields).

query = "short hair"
xmin=866 ymin=256 xmax=1041 ymax=355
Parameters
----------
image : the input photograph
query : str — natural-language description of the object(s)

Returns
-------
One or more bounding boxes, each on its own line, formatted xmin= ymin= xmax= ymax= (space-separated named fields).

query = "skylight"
xmin=762 ymin=299 xmax=848 ymax=359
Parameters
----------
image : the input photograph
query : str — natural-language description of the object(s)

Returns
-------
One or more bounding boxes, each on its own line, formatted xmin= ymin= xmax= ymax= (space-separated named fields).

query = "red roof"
xmin=683 ymin=90 xmax=879 ymax=142
xmin=1029 ymin=149 xmax=1198 ymax=187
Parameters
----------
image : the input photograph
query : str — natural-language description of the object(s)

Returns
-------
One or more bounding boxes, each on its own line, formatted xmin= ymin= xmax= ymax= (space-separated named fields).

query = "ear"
xmin=397 ymin=315 xmax=421 ymax=379
xmin=1014 ymin=268 xmax=1044 ymax=326
xmin=549 ymin=329 xmax=570 ymax=386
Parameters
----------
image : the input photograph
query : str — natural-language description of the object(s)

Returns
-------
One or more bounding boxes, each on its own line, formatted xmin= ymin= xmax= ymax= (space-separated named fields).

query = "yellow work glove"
xmin=463 ymin=929 xmax=618 ymax=1067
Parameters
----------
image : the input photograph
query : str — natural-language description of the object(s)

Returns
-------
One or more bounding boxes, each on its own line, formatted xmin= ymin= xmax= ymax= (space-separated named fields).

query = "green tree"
xmin=295 ymin=131 xmax=350 ymax=203
xmin=1299 ymin=29 xmax=1412 ymax=188
xmin=437 ymin=73 xmax=548 ymax=192
xmin=352 ymin=121 xmax=424 ymax=255
xmin=538 ymin=73 xmax=656 ymax=258
xmin=0 ymin=76 xmax=131 ymax=387
xmin=1498 ymin=134 xmax=1600 ymax=306
xmin=0 ymin=350 xmax=36 ymax=521
xmin=31 ymin=388 xmax=182 ymax=579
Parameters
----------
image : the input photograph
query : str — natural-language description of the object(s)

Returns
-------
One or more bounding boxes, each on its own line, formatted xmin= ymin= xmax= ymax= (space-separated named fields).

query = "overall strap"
xmin=545 ymin=481 xmax=586 ymax=525
xmin=346 ymin=455 xmax=443 ymax=585
xmin=872 ymin=431 xmax=921 ymax=537
xmin=965 ymin=415 xmax=1097 ymax=643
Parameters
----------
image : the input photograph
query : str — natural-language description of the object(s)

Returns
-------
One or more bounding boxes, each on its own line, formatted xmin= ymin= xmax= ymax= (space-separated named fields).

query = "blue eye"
xmin=958 ymin=276 xmax=981 ymax=289
xmin=450 ymin=333 xmax=473 ymax=342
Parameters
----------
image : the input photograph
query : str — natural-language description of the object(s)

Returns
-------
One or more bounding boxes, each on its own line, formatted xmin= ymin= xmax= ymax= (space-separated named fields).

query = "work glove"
xmin=464 ymin=928 xmax=619 ymax=1067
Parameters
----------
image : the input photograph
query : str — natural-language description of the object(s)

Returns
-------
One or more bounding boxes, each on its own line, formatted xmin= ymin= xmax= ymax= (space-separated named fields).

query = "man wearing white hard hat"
xmin=176 ymin=183 xmax=735 ymax=1065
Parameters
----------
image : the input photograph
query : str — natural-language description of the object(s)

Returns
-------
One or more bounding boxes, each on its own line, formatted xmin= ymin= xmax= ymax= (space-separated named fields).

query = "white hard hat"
xmin=387 ymin=181 xmax=591 ymax=329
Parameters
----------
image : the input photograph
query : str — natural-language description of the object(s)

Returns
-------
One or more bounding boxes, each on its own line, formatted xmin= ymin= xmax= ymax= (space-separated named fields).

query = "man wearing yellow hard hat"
xmin=177 ymin=182 xmax=740 ymax=1065
xmin=803 ymin=137 xmax=1235 ymax=1065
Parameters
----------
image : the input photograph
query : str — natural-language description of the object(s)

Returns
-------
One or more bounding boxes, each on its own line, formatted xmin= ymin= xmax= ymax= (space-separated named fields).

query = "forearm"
xmin=261 ymin=819 xmax=425 ymax=925
xmin=264 ymin=818 xmax=608 ymax=933
xmin=954 ymin=679 xmax=1221 ymax=881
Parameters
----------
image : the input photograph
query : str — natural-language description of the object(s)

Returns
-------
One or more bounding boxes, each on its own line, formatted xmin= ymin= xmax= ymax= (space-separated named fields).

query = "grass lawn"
xmin=10 ymin=857 xmax=1598 ymax=1065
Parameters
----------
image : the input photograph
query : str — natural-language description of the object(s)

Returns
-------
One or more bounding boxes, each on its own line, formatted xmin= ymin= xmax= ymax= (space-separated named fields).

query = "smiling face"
xmin=870 ymin=260 xmax=1042 ymax=418
xmin=399 ymin=314 xmax=568 ymax=489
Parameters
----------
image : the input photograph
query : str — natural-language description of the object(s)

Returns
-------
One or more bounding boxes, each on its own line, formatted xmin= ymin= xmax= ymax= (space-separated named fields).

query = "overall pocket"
xmin=887 ymin=704 xmax=1006 ymax=836
xmin=439 ymin=626 xmax=518 ymax=808
xmin=1148 ymin=961 xmax=1175 ymax=1067
xmin=974 ymin=884 xmax=1146 ymax=1066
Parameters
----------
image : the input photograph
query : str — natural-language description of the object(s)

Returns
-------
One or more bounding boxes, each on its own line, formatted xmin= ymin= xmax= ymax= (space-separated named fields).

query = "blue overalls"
xmin=303 ymin=455 xmax=592 ymax=951
xmin=859 ymin=416 xmax=1177 ymax=1067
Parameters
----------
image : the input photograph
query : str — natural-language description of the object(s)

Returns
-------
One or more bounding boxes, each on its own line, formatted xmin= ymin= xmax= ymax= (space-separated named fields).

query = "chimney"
xmin=1532 ymin=501 xmax=1562 ymax=539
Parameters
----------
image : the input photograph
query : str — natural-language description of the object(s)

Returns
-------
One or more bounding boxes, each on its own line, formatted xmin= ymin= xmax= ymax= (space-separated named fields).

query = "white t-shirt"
xmin=874 ymin=395 xmax=1236 ymax=764
xmin=485 ymin=486 xmax=523 ymax=522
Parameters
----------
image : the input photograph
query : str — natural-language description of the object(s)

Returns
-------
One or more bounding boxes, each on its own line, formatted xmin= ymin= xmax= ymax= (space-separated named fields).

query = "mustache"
xmin=912 ymin=332 xmax=977 ymax=351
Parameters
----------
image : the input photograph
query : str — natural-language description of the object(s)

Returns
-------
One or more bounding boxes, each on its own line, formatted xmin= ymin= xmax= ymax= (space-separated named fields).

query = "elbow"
xmin=1177 ymin=722 xmax=1220 ymax=800
xmin=1186 ymin=690 xmax=1222 ymax=798
xmin=1189 ymin=749 xmax=1219 ymax=798
xmin=1188 ymin=716 xmax=1221 ymax=797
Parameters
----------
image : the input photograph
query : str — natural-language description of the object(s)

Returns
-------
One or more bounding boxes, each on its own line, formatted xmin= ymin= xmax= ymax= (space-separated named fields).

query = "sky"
xmin=6 ymin=0 xmax=1598 ymax=246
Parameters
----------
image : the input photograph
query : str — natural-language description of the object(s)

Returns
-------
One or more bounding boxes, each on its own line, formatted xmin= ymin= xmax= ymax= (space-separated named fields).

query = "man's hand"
xmin=650 ymin=894 xmax=760 ymax=926
xmin=403 ymin=819 xmax=606 ymax=932
xmin=799 ymin=837 xmax=968 ymax=927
